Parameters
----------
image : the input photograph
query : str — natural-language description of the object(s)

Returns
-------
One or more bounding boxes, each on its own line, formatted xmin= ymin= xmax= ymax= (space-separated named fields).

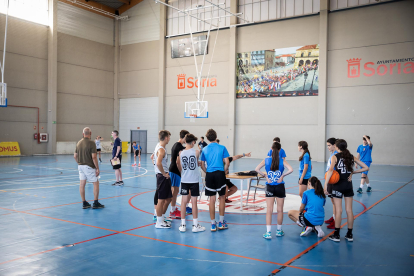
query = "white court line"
xmin=0 ymin=168 xmax=148 ymax=191
xmin=0 ymin=168 xmax=23 ymax=174
xmin=141 ymin=255 xmax=256 ymax=266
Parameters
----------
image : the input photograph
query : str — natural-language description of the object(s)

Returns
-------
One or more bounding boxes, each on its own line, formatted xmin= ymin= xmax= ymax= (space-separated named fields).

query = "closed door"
xmin=130 ymin=130 xmax=147 ymax=154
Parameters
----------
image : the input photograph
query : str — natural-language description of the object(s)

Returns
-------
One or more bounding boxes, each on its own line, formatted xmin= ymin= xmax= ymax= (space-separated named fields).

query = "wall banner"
xmin=236 ymin=45 xmax=319 ymax=98
xmin=0 ymin=142 xmax=21 ymax=156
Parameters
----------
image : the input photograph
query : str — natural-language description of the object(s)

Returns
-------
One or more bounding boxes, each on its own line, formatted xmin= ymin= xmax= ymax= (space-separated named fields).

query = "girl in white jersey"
xmin=324 ymin=138 xmax=338 ymax=229
xmin=177 ymin=134 xmax=205 ymax=233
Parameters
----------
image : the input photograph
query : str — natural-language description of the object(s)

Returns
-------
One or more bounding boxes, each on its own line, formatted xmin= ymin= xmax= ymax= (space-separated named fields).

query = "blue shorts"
xmin=169 ymin=172 xmax=181 ymax=187
xmin=360 ymin=161 xmax=371 ymax=175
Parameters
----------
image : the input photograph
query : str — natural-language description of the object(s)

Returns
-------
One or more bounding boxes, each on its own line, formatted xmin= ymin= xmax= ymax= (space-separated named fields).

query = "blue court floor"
xmin=0 ymin=154 xmax=413 ymax=276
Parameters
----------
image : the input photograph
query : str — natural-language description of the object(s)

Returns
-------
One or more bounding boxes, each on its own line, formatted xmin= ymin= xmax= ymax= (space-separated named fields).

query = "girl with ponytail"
xmin=256 ymin=142 xmax=293 ymax=240
xmin=298 ymin=141 xmax=312 ymax=198
xmin=288 ymin=176 xmax=326 ymax=238
xmin=324 ymin=138 xmax=338 ymax=229
xmin=325 ymin=139 xmax=369 ymax=243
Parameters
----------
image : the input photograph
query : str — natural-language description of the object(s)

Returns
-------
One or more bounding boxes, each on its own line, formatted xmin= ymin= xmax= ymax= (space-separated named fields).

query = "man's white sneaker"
xmin=300 ymin=226 xmax=313 ymax=237
xmin=155 ymin=222 xmax=171 ymax=229
xmin=192 ymin=224 xmax=206 ymax=233
xmin=314 ymin=226 xmax=325 ymax=238
xmin=179 ymin=224 xmax=186 ymax=232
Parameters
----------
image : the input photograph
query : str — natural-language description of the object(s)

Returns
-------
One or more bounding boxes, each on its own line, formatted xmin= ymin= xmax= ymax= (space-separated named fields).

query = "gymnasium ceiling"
xmin=61 ymin=0 xmax=144 ymax=17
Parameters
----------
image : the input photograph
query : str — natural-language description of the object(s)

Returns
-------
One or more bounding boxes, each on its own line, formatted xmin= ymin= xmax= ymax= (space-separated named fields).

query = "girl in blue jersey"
xmin=256 ymin=142 xmax=293 ymax=239
xmin=356 ymin=135 xmax=373 ymax=194
xmin=325 ymin=138 xmax=338 ymax=229
xmin=298 ymin=141 xmax=312 ymax=198
xmin=288 ymin=176 xmax=326 ymax=238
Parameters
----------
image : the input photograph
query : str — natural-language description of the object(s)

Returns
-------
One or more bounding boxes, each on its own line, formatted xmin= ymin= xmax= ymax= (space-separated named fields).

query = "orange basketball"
xmin=325 ymin=170 xmax=340 ymax=184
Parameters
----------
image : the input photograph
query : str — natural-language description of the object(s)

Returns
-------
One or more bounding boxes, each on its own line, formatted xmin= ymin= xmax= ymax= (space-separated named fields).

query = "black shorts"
xmin=332 ymin=181 xmax=354 ymax=198
xmin=299 ymin=212 xmax=314 ymax=227
xmin=181 ymin=182 xmax=200 ymax=197
xmin=135 ymin=150 xmax=141 ymax=156
xmin=265 ymin=184 xmax=286 ymax=198
xmin=156 ymin=173 xmax=173 ymax=200
xmin=327 ymin=184 xmax=333 ymax=198
xmin=97 ymin=148 xmax=101 ymax=152
xmin=226 ymin=179 xmax=235 ymax=189
xmin=111 ymin=155 xmax=122 ymax=170
xmin=299 ymin=178 xmax=309 ymax=185
xmin=205 ymin=171 xmax=226 ymax=196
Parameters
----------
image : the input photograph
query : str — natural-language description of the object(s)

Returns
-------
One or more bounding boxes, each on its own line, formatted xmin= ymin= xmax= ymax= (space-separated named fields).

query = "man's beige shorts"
xmin=78 ymin=165 xmax=98 ymax=183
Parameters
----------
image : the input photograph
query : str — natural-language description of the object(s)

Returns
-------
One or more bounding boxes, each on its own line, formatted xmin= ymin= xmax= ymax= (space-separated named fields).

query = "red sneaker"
xmin=173 ymin=209 xmax=181 ymax=219
xmin=225 ymin=199 xmax=232 ymax=203
xmin=325 ymin=217 xmax=334 ymax=224
xmin=169 ymin=211 xmax=177 ymax=219
xmin=327 ymin=220 xmax=336 ymax=229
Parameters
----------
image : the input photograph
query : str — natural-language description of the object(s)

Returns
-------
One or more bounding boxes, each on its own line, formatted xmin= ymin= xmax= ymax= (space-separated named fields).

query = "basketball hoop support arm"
xmin=8 ymin=105 xmax=40 ymax=144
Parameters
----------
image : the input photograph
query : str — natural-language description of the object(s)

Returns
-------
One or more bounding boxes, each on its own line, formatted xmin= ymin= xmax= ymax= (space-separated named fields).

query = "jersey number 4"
xmin=337 ymin=159 xmax=350 ymax=174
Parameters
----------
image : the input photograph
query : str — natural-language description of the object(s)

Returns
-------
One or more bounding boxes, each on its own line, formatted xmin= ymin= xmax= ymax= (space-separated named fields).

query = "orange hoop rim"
xmin=189 ymin=114 xmax=198 ymax=118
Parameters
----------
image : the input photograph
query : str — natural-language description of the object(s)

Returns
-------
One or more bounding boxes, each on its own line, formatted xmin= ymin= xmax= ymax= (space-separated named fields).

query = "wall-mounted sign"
xmin=347 ymin=57 xmax=414 ymax=78
xmin=236 ymin=45 xmax=319 ymax=98
xmin=171 ymin=35 xmax=208 ymax=59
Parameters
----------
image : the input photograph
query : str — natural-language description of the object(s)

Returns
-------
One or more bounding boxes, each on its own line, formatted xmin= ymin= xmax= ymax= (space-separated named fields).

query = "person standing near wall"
xmin=95 ymin=136 xmax=103 ymax=163
xmin=298 ymin=141 xmax=312 ymax=198
xmin=356 ymin=135 xmax=373 ymax=194
xmin=111 ymin=130 xmax=123 ymax=186
xmin=324 ymin=138 xmax=338 ymax=229
xmin=74 ymin=127 xmax=104 ymax=209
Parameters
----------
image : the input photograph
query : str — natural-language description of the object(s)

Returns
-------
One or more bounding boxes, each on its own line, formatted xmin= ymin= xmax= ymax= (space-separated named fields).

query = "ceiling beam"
xmin=117 ymin=0 xmax=131 ymax=4
xmin=118 ymin=0 xmax=144 ymax=14
xmin=59 ymin=0 xmax=116 ymax=19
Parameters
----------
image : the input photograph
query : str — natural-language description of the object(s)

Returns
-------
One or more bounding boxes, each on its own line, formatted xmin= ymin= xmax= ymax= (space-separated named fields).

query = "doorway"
xmin=130 ymin=130 xmax=147 ymax=154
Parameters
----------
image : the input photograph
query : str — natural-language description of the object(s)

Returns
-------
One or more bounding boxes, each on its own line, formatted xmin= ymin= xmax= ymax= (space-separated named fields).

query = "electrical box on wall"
xmin=40 ymin=133 xmax=48 ymax=143
xmin=34 ymin=133 xmax=38 ymax=140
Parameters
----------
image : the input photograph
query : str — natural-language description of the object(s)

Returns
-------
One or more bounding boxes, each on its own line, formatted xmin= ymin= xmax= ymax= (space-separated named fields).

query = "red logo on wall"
xmin=178 ymin=74 xmax=186 ymax=89
xmin=347 ymin=58 xmax=361 ymax=78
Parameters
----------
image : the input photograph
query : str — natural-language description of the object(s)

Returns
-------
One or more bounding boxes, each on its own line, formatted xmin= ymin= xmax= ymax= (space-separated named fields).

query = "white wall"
xmin=120 ymin=0 xmax=160 ymax=45
xmin=119 ymin=97 xmax=159 ymax=153
xmin=57 ymin=1 xmax=114 ymax=46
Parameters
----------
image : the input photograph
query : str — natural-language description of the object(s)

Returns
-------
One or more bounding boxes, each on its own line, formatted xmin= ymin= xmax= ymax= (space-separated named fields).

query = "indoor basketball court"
xmin=0 ymin=0 xmax=413 ymax=275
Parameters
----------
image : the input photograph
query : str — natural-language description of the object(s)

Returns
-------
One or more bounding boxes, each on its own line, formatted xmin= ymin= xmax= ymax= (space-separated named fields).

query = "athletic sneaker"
xmin=82 ymin=202 xmax=91 ymax=209
xmin=314 ymin=226 xmax=325 ymax=238
xmin=164 ymin=216 xmax=172 ymax=222
xmin=192 ymin=224 xmax=206 ymax=233
xmin=357 ymin=188 xmax=363 ymax=194
xmin=211 ymin=222 xmax=217 ymax=232
xmin=153 ymin=215 xmax=157 ymax=221
xmin=112 ymin=181 xmax=120 ymax=186
xmin=367 ymin=187 xmax=372 ymax=193
xmin=263 ymin=232 xmax=272 ymax=240
xmin=225 ymin=198 xmax=232 ymax=203
xmin=132 ymin=164 xmax=137 ymax=167
xmin=179 ymin=224 xmax=186 ymax=232
xmin=325 ymin=217 xmax=334 ymax=224
xmin=218 ymin=220 xmax=228 ymax=230
xmin=300 ymin=226 xmax=313 ymax=237
xmin=327 ymin=220 xmax=335 ymax=229
xmin=186 ymin=207 xmax=192 ymax=215
xmin=92 ymin=202 xmax=105 ymax=209
xmin=155 ymin=222 xmax=171 ymax=229
xmin=99 ymin=158 xmax=102 ymax=163
xmin=119 ymin=181 xmax=124 ymax=185
xmin=138 ymin=163 xmax=141 ymax=167
xmin=173 ymin=209 xmax=181 ymax=219
xmin=170 ymin=211 xmax=177 ymax=219
xmin=329 ymin=234 xmax=340 ymax=242
xmin=276 ymin=229 xmax=284 ymax=237
xmin=345 ymin=233 xmax=353 ymax=242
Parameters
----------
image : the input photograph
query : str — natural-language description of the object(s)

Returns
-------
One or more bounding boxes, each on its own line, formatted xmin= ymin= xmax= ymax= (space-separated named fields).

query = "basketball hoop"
xmin=189 ymin=114 xmax=197 ymax=123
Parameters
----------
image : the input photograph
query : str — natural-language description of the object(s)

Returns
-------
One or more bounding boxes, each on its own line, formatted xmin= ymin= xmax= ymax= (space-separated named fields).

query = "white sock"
xmin=157 ymin=216 xmax=163 ymax=224
xmin=154 ymin=209 xmax=157 ymax=216
xmin=170 ymin=205 xmax=175 ymax=213
xmin=367 ymin=183 xmax=371 ymax=187
xmin=134 ymin=161 xmax=136 ymax=164
xmin=186 ymin=203 xmax=189 ymax=207
xmin=193 ymin=218 xmax=198 ymax=226
xmin=266 ymin=225 xmax=271 ymax=232
xmin=277 ymin=224 xmax=282 ymax=230
xmin=219 ymin=216 xmax=224 ymax=223
xmin=333 ymin=214 xmax=335 ymax=220
xmin=211 ymin=219 xmax=216 ymax=224
xmin=181 ymin=219 xmax=186 ymax=225
xmin=360 ymin=184 xmax=364 ymax=188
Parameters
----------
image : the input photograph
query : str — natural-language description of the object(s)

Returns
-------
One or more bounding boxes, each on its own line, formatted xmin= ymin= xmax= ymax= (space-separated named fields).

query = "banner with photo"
xmin=236 ymin=45 xmax=319 ymax=98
